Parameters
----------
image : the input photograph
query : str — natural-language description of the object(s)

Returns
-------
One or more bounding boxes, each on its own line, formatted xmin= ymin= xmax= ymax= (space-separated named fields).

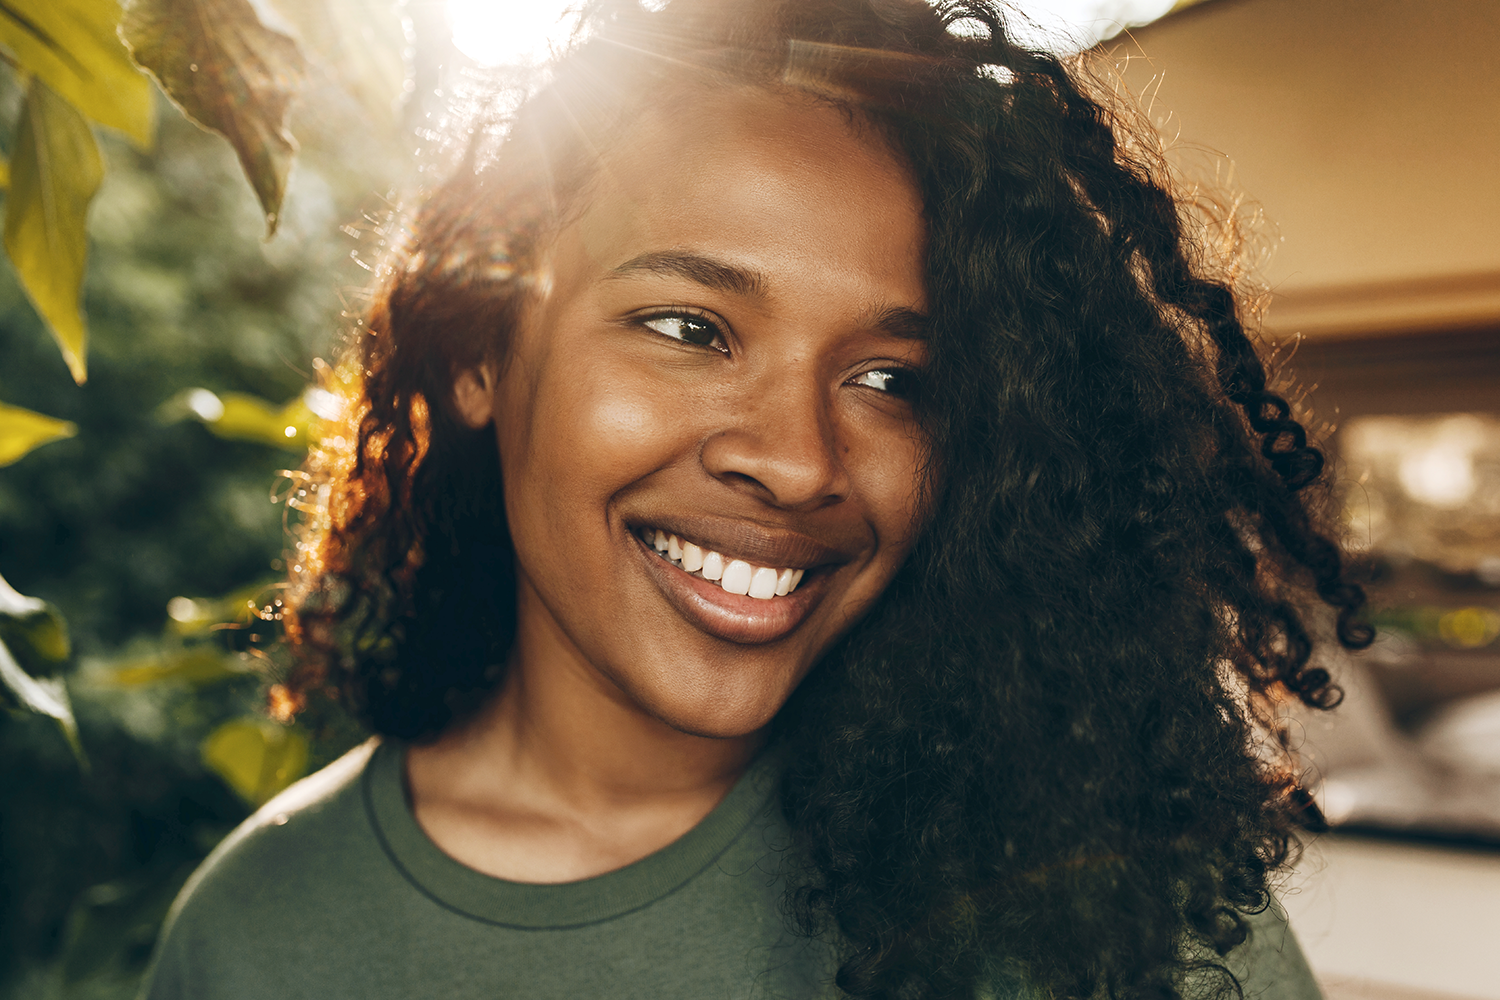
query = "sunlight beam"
xmin=445 ymin=0 xmax=582 ymax=67
xmin=442 ymin=1 xmax=1189 ymax=69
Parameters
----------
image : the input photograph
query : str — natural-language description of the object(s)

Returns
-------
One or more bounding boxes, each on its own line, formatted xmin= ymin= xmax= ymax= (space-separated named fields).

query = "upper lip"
xmin=626 ymin=513 xmax=861 ymax=570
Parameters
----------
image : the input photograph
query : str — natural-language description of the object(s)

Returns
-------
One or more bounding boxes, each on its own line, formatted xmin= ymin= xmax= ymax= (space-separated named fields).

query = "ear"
xmin=452 ymin=365 xmax=497 ymax=429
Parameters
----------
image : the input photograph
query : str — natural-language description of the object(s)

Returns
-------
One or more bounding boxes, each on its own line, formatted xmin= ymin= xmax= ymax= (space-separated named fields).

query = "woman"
xmin=145 ymin=1 xmax=1370 ymax=998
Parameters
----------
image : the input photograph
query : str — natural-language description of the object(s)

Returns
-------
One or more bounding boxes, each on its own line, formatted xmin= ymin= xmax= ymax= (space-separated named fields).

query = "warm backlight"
xmin=443 ymin=0 xmax=1188 ymax=66
xmin=444 ymin=0 xmax=583 ymax=67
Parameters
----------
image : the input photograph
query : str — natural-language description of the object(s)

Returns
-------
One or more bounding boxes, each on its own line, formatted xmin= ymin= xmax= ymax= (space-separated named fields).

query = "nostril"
xmin=700 ymin=424 xmax=850 ymax=510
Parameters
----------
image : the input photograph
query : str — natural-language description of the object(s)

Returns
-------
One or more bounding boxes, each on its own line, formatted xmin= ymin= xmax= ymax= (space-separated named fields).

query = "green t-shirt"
xmin=143 ymin=740 xmax=1322 ymax=1000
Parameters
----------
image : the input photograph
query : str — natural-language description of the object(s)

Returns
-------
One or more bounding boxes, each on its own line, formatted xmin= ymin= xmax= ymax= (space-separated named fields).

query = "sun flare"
xmin=443 ymin=0 xmax=1185 ymax=66
xmin=444 ymin=0 xmax=583 ymax=67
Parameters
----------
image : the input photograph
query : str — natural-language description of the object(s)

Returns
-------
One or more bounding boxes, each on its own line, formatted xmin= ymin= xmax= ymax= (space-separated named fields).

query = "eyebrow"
xmin=607 ymin=250 xmax=768 ymax=299
xmin=868 ymin=305 xmax=930 ymax=341
xmin=607 ymin=249 xmax=929 ymax=339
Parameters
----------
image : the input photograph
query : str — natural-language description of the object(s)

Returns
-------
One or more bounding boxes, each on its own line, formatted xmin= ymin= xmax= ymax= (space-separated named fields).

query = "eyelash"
xmin=640 ymin=310 xmax=729 ymax=354
xmin=636 ymin=310 xmax=920 ymax=398
xmin=848 ymin=367 xmax=920 ymax=400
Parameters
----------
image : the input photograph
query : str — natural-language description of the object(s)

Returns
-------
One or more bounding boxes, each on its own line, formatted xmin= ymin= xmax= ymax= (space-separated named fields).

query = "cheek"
xmin=502 ymin=356 xmax=686 ymax=534
xmin=847 ymin=419 xmax=930 ymax=560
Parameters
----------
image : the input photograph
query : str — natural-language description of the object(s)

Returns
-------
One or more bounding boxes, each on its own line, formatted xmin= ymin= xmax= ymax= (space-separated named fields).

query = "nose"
xmin=700 ymin=369 xmax=851 ymax=511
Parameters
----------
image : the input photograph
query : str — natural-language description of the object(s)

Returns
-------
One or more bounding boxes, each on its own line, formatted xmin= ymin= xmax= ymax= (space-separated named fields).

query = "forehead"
xmin=557 ymin=85 xmax=928 ymax=309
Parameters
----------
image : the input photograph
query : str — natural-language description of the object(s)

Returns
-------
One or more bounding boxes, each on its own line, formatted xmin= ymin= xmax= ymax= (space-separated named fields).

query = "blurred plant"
xmin=0 ymin=0 xmax=410 ymax=744
xmin=0 ymin=400 xmax=76 ymax=465
xmin=0 ymin=0 xmax=407 ymax=386
xmin=1369 ymin=603 xmax=1500 ymax=652
xmin=0 ymin=570 xmax=79 ymax=759
xmin=0 ymin=0 xmax=424 ymax=991
xmin=156 ymin=384 xmax=337 ymax=450
xmin=0 ymin=0 xmax=153 ymax=384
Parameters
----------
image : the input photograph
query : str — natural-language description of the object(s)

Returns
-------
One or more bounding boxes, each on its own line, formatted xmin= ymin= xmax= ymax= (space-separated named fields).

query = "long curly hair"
xmin=285 ymin=2 xmax=1372 ymax=998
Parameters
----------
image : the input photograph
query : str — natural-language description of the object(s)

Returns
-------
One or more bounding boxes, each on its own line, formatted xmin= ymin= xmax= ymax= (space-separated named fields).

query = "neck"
xmin=404 ymin=578 xmax=764 ymax=882
xmin=457 ymin=577 xmax=763 ymax=804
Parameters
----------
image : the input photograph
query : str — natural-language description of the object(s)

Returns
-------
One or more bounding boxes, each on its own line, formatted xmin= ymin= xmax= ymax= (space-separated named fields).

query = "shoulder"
xmin=143 ymin=739 xmax=394 ymax=999
xmin=174 ymin=737 xmax=381 ymax=908
xmin=1177 ymin=901 xmax=1322 ymax=1000
xmin=1229 ymin=902 xmax=1322 ymax=1000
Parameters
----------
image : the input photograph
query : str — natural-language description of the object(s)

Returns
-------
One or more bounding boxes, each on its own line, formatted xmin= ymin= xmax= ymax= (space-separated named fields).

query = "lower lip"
xmin=631 ymin=533 xmax=828 ymax=645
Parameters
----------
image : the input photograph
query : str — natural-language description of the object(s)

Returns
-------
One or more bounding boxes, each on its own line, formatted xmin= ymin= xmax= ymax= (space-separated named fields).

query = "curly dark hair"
xmin=285 ymin=2 xmax=1373 ymax=998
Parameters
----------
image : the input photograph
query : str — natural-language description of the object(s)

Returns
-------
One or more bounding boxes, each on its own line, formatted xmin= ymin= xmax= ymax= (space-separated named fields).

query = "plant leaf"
xmin=214 ymin=391 xmax=311 ymax=448
xmin=109 ymin=648 xmax=241 ymax=686
xmin=0 ymin=400 xmax=78 ymax=465
xmin=0 ymin=0 xmax=155 ymax=147
xmin=120 ymin=0 xmax=306 ymax=235
xmin=161 ymin=386 xmax=311 ymax=449
xmin=2 ymin=83 xmax=102 ymax=386
xmin=0 ymin=572 xmax=82 ymax=763
xmin=0 ymin=572 xmax=71 ymax=669
xmin=201 ymin=718 xmax=308 ymax=805
xmin=162 ymin=579 xmax=282 ymax=634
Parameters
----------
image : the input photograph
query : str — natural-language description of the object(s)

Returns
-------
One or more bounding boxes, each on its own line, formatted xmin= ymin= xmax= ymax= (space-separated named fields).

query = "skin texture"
xmin=405 ymin=87 xmax=929 ymax=883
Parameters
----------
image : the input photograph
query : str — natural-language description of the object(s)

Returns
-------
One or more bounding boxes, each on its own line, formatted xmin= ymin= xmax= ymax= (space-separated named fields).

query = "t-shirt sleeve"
xmin=1228 ymin=902 xmax=1322 ymax=1000
xmin=135 ymin=741 xmax=381 ymax=1000
xmin=139 ymin=918 xmax=193 ymax=1000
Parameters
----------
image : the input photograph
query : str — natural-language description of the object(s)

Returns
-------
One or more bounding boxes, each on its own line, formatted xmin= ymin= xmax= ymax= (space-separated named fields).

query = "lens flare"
xmin=1007 ymin=0 xmax=1179 ymax=53
xmin=445 ymin=1 xmax=1182 ymax=66
xmin=444 ymin=0 xmax=582 ymax=67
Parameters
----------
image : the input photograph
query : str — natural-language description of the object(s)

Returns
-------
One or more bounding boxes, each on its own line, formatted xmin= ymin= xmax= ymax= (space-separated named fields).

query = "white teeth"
xmin=748 ymin=566 xmax=779 ymax=599
xmin=721 ymin=559 xmax=753 ymax=596
xmin=644 ymin=528 xmax=809 ymax=599
xmin=775 ymin=567 xmax=796 ymax=596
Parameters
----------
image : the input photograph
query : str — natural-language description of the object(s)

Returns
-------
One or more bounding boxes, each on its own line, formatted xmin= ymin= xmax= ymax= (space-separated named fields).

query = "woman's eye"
xmin=849 ymin=368 xmax=918 ymax=398
xmin=642 ymin=315 xmax=726 ymax=352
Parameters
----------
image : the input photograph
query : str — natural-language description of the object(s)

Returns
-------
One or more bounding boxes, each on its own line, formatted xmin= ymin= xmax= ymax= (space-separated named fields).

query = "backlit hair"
xmin=287 ymin=3 xmax=1371 ymax=997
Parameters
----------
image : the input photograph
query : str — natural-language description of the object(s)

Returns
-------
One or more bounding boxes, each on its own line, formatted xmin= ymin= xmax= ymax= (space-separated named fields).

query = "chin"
xmin=640 ymin=684 xmax=792 ymax=741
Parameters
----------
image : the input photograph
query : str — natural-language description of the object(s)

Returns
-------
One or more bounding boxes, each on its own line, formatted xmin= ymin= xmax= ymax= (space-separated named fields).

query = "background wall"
xmin=1119 ymin=0 xmax=1500 ymax=340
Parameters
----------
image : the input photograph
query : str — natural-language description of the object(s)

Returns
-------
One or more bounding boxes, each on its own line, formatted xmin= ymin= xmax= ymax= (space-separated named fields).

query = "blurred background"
xmin=1117 ymin=4 xmax=1500 ymax=998
xmin=0 ymin=0 xmax=1496 ymax=997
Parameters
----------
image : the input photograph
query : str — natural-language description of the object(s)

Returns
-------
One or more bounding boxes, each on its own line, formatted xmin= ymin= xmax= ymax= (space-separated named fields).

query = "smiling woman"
xmin=451 ymin=88 xmax=930 ymax=738
xmin=143 ymin=2 xmax=1370 ymax=999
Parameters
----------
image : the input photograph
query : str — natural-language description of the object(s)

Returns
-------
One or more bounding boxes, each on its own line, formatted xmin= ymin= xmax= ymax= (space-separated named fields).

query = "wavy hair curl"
xmin=286 ymin=2 xmax=1372 ymax=998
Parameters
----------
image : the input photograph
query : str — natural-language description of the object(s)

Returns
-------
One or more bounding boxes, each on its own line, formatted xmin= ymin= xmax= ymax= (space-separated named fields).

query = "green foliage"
xmin=0 ymin=0 xmax=155 ymax=146
xmin=158 ymin=386 xmax=316 ymax=449
xmin=201 ymin=717 xmax=309 ymax=805
xmin=0 ymin=400 xmax=76 ymax=465
xmin=0 ymin=29 xmax=409 ymax=1000
xmin=4 ymin=79 xmax=103 ymax=384
xmin=120 ymin=0 xmax=307 ymax=236
xmin=0 ymin=0 xmax=153 ymax=384
xmin=0 ymin=0 xmax=421 ymax=992
xmin=0 ymin=571 xmax=80 ymax=760
xmin=0 ymin=0 xmax=408 ymax=387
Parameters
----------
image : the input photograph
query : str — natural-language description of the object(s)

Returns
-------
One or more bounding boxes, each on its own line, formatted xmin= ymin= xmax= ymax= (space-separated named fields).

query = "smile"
xmin=629 ymin=520 xmax=839 ymax=646
xmin=638 ymin=528 xmax=806 ymax=600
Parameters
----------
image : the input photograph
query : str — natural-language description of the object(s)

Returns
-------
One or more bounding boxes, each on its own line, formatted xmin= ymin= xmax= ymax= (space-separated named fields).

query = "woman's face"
xmin=466 ymin=86 xmax=930 ymax=739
